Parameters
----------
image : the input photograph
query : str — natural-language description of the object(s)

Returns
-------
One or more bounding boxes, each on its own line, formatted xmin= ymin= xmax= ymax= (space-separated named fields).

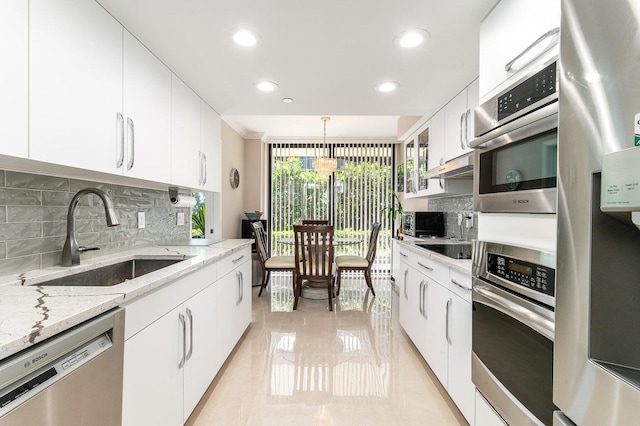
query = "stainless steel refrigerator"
xmin=556 ymin=1 xmax=640 ymax=424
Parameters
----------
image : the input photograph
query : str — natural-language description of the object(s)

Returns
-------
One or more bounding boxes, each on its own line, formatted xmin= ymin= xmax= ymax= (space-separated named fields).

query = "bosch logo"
xmin=32 ymin=352 xmax=48 ymax=364
xmin=513 ymin=199 xmax=529 ymax=204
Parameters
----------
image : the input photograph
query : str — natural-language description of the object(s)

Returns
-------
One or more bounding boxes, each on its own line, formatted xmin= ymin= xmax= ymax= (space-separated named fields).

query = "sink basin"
xmin=37 ymin=258 xmax=188 ymax=287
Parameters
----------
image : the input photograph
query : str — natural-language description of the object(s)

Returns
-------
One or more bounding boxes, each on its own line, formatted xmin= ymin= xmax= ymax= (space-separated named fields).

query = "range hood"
xmin=423 ymin=152 xmax=474 ymax=179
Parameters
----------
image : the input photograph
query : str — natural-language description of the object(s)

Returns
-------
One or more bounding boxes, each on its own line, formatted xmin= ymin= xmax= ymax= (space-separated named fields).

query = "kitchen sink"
xmin=36 ymin=258 xmax=189 ymax=287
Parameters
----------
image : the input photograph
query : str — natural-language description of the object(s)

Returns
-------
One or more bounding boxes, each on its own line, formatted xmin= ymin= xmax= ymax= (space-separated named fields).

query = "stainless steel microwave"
xmin=470 ymin=59 xmax=558 ymax=213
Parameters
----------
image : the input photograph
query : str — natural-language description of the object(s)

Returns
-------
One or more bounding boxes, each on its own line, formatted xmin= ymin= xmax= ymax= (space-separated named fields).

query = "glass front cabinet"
xmin=403 ymin=110 xmax=446 ymax=198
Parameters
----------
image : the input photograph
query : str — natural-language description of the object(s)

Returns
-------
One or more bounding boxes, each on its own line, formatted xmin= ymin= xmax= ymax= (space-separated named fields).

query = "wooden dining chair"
xmin=251 ymin=221 xmax=296 ymax=297
xmin=292 ymin=224 xmax=336 ymax=310
xmin=334 ymin=222 xmax=382 ymax=297
xmin=301 ymin=219 xmax=329 ymax=225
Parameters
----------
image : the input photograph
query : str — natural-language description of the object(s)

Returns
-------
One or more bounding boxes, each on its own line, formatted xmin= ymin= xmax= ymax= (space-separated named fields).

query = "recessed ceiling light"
xmin=376 ymin=81 xmax=400 ymax=93
xmin=282 ymin=97 xmax=294 ymax=103
xmin=394 ymin=29 xmax=430 ymax=49
xmin=257 ymin=81 xmax=278 ymax=92
xmin=232 ymin=28 xmax=261 ymax=47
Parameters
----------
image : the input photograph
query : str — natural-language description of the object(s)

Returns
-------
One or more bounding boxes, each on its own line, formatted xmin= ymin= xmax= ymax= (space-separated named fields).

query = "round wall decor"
xmin=230 ymin=168 xmax=240 ymax=189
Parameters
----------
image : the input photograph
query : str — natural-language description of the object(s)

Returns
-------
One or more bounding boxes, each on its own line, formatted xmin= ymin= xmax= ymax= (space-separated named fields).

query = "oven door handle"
xmin=473 ymin=279 xmax=554 ymax=341
xmin=468 ymin=102 xmax=558 ymax=149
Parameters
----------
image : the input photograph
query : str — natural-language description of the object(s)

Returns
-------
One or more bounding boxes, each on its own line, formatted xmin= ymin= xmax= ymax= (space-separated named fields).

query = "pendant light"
xmin=312 ymin=116 xmax=337 ymax=178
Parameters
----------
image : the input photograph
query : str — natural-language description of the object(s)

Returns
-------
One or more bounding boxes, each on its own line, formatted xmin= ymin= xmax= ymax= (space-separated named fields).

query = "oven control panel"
xmin=487 ymin=253 xmax=555 ymax=297
xmin=497 ymin=61 xmax=557 ymax=122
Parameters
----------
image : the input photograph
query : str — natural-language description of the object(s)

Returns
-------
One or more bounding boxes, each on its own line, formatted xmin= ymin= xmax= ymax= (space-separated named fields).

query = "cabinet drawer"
xmin=449 ymin=268 xmax=472 ymax=303
xmin=217 ymin=247 xmax=251 ymax=279
xmin=123 ymin=262 xmax=216 ymax=340
xmin=411 ymin=254 xmax=449 ymax=285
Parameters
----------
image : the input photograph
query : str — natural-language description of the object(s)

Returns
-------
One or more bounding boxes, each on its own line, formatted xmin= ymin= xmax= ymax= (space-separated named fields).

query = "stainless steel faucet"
xmin=62 ymin=188 xmax=120 ymax=266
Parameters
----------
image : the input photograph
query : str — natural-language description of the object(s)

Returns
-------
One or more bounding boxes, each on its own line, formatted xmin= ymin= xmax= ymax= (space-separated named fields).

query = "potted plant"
xmin=382 ymin=189 xmax=404 ymax=238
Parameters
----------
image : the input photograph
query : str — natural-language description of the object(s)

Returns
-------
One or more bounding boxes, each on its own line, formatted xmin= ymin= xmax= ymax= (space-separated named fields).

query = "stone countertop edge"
xmin=396 ymin=238 xmax=473 ymax=275
xmin=0 ymin=239 xmax=253 ymax=361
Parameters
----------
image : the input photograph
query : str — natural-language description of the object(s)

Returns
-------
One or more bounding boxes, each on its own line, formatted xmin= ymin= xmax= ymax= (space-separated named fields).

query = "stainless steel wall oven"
xmin=471 ymin=59 xmax=559 ymax=214
xmin=472 ymin=240 xmax=556 ymax=426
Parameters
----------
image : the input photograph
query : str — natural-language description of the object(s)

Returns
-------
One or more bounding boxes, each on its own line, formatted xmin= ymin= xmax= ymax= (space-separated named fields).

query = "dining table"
xmin=276 ymin=236 xmax=362 ymax=300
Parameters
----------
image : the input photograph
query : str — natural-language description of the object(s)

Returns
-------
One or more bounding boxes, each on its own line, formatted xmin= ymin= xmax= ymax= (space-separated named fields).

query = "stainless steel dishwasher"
xmin=0 ymin=308 xmax=124 ymax=425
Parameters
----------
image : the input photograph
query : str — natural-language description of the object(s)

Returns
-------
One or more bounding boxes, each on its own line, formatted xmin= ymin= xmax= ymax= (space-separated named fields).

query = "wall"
xmin=221 ymin=121 xmax=245 ymax=239
xmin=0 ymin=170 xmax=191 ymax=277
xmin=243 ymin=138 xmax=266 ymax=215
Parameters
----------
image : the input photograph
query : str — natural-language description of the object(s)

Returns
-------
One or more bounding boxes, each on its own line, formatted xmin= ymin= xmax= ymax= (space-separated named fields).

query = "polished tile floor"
xmin=186 ymin=273 xmax=467 ymax=426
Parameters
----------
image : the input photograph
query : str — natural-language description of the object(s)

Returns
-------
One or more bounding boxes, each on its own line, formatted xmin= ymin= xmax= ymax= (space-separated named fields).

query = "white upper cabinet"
xmin=444 ymin=78 xmax=479 ymax=160
xmin=29 ymin=0 xmax=123 ymax=174
xmin=479 ymin=0 xmax=560 ymax=101
xmin=122 ymin=31 xmax=172 ymax=183
xmin=200 ymin=101 xmax=222 ymax=192
xmin=0 ymin=1 xmax=28 ymax=159
xmin=171 ymin=75 xmax=202 ymax=188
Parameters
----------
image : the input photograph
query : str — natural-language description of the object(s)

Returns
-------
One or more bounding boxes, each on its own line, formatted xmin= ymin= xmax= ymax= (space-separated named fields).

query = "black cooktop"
xmin=417 ymin=243 xmax=472 ymax=260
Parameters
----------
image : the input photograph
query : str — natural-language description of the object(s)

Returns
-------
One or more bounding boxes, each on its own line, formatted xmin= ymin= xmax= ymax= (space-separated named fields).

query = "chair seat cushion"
xmin=335 ymin=255 xmax=369 ymax=268
xmin=265 ymin=256 xmax=296 ymax=269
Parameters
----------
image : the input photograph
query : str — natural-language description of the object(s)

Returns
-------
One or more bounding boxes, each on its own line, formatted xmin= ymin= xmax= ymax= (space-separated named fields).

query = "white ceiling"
xmin=97 ymin=0 xmax=497 ymax=139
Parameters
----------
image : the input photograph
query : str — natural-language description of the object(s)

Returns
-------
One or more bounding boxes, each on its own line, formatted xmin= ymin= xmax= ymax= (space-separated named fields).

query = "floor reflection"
xmin=266 ymin=274 xmax=392 ymax=403
xmin=186 ymin=273 xmax=465 ymax=426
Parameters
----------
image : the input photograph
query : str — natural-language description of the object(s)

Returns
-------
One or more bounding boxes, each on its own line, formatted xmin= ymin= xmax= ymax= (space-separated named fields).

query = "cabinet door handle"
xmin=504 ymin=27 xmax=560 ymax=73
xmin=235 ymin=271 xmax=242 ymax=306
xmin=232 ymin=255 xmax=245 ymax=263
xmin=459 ymin=113 xmax=465 ymax=150
xmin=423 ymin=281 xmax=429 ymax=320
xmin=403 ymin=269 xmax=409 ymax=300
xmin=399 ymin=252 xmax=408 ymax=258
xmin=127 ymin=117 xmax=135 ymax=170
xmin=439 ymin=176 xmax=444 ymax=190
xmin=446 ymin=298 xmax=452 ymax=345
xmin=116 ymin=112 xmax=124 ymax=168
xmin=239 ymin=271 xmax=244 ymax=303
xmin=451 ymin=278 xmax=471 ymax=292
xmin=185 ymin=308 xmax=194 ymax=361
xmin=178 ymin=313 xmax=186 ymax=368
xmin=417 ymin=261 xmax=433 ymax=272
xmin=202 ymin=152 xmax=207 ymax=185
xmin=464 ymin=109 xmax=471 ymax=147
xmin=418 ymin=280 xmax=424 ymax=317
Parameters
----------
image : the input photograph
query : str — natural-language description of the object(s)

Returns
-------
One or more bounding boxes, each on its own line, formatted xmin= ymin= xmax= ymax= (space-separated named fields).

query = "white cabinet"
xmin=122 ymin=304 xmax=184 ymax=426
xmin=479 ymin=0 xmax=560 ymax=100
xmin=171 ymin=75 xmax=202 ymax=189
xmin=424 ymin=277 xmax=449 ymax=388
xmin=216 ymin=253 xmax=252 ymax=362
xmin=171 ymin=78 xmax=221 ymax=191
xmin=182 ymin=281 xmax=219 ymax=421
xmin=475 ymin=390 xmax=507 ymax=426
xmin=200 ymin=101 xmax=222 ymax=192
xmin=444 ymin=78 xmax=479 ymax=160
xmin=122 ymin=247 xmax=252 ymax=425
xmin=397 ymin=244 xmax=475 ymax=425
xmin=0 ymin=0 xmax=28 ymax=159
xmin=448 ymin=292 xmax=474 ymax=422
xmin=30 ymin=0 xmax=123 ymax=174
xmin=403 ymin=116 xmax=444 ymax=198
xmin=122 ymin=31 xmax=172 ymax=183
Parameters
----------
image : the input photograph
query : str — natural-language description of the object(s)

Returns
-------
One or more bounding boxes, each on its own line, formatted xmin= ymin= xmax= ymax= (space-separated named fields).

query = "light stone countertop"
xmin=396 ymin=237 xmax=473 ymax=275
xmin=0 ymin=239 xmax=252 ymax=361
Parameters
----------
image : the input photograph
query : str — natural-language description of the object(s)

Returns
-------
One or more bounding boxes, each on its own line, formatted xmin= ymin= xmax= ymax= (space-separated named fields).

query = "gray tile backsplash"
xmin=428 ymin=195 xmax=478 ymax=242
xmin=0 ymin=170 xmax=191 ymax=276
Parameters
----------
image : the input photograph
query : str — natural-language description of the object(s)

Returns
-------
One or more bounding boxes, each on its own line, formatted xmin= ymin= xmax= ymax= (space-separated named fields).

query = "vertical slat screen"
xmin=270 ymin=141 xmax=393 ymax=271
